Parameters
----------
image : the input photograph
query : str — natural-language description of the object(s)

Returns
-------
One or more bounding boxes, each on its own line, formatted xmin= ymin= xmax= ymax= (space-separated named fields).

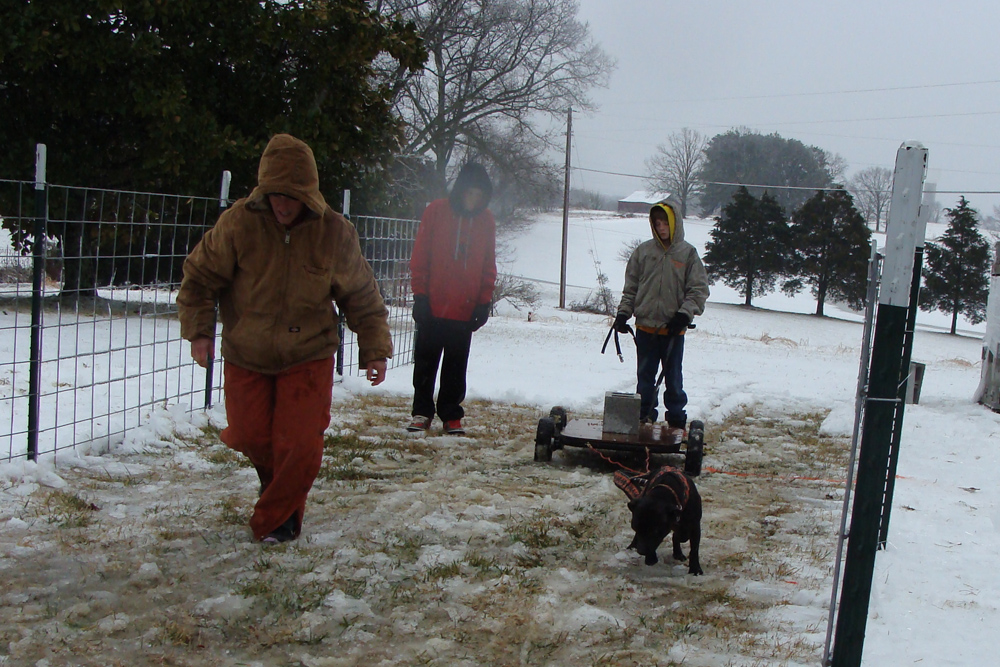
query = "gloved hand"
xmin=666 ymin=311 xmax=691 ymax=336
xmin=613 ymin=312 xmax=632 ymax=334
xmin=470 ymin=303 xmax=490 ymax=331
xmin=412 ymin=294 xmax=431 ymax=326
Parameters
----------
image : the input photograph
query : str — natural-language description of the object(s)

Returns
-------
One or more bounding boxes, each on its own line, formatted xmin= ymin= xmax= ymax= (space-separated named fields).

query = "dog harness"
xmin=614 ymin=466 xmax=691 ymax=509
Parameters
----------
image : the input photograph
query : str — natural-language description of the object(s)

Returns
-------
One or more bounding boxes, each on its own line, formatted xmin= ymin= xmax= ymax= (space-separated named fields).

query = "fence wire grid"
xmin=1 ymin=176 xmax=419 ymax=463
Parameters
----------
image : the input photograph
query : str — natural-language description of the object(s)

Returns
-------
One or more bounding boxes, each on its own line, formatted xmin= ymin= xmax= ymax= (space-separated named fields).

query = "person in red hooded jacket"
xmin=407 ymin=163 xmax=497 ymax=434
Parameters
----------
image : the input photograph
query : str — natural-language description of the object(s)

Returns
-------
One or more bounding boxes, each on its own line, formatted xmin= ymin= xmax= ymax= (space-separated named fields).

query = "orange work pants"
xmin=220 ymin=357 xmax=333 ymax=541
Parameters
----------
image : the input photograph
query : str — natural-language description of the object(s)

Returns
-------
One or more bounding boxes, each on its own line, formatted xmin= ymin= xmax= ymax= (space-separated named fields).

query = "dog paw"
xmin=688 ymin=565 xmax=704 ymax=576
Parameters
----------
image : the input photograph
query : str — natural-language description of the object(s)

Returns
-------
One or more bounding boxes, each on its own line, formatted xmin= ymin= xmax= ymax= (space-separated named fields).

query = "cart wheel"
xmin=534 ymin=417 xmax=555 ymax=462
xmin=549 ymin=406 xmax=568 ymax=431
xmin=684 ymin=420 xmax=705 ymax=477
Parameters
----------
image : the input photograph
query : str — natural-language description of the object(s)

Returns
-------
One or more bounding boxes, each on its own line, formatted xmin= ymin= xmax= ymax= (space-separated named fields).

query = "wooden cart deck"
xmin=558 ymin=419 xmax=685 ymax=453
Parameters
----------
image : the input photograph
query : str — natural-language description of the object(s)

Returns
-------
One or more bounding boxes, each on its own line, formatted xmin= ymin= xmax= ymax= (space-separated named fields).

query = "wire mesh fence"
xmin=348 ymin=215 xmax=419 ymax=371
xmin=1 ymin=173 xmax=419 ymax=463
xmin=0 ymin=178 xmax=225 ymax=463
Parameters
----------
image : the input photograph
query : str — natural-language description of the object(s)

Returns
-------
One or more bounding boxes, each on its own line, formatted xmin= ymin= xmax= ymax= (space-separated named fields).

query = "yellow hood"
xmin=649 ymin=199 xmax=684 ymax=249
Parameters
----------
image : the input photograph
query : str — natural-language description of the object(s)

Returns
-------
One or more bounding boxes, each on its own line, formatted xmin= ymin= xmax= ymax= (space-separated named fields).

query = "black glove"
xmin=412 ymin=294 xmax=431 ymax=326
xmin=666 ymin=311 xmax=691 ymax=336
xmin=613 ymin=312 xmax=632 ymax=334
xmin=470 ymin=303 xmax=490 ymax=331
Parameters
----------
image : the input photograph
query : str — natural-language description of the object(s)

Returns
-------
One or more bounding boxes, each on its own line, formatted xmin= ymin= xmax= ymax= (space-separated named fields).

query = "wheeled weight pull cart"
xmin=533 ymin=400 xmax=704 ymax=477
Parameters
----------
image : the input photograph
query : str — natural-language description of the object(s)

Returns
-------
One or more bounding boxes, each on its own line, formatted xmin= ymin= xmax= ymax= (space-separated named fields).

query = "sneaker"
xmin=261 ymin=515 xmax=296 ymax=544
xmin=407 ymin=415 xmax=432 ymax=432
xmin=443 ymin=419 xmax=465 ymax=435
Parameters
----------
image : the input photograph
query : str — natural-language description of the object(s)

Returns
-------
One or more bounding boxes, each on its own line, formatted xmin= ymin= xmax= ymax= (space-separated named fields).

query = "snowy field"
xmin=0 ymin=210 xmax=997 ymax=665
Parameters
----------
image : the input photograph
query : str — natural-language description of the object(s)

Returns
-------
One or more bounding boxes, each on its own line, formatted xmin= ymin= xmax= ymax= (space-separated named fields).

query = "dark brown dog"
xmin=615 ymin=466 xmax=703 ymax=575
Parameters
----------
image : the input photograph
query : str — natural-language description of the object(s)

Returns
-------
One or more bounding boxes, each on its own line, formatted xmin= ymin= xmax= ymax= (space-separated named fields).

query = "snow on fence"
xmin=0 ymin=175 xmax=419 ymax=463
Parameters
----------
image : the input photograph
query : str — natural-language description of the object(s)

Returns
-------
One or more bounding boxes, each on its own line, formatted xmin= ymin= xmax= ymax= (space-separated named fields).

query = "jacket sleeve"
xmin=477 ymin=212 xmax=498 ymax=305
xmin=332 ymin=222 xmax=393 ymax=365
xmin=679 ymin=248 xmax=710 ymax=318
xmin=617 ymin=249 xmax=641 ymax=317
xmin=177 ymin=211 xmax=238 ymax=341
xmin=409 ymin=202 xmax=434 ymax=297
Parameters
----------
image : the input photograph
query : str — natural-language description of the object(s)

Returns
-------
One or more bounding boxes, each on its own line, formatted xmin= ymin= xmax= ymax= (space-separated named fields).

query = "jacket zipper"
xmin=278 ymin=225 xmax=292 ymax=367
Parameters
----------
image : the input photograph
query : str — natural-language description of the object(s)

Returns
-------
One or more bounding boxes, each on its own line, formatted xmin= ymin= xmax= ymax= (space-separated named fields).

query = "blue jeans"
xmin=635 ymin=330 xmax=687 ymax=426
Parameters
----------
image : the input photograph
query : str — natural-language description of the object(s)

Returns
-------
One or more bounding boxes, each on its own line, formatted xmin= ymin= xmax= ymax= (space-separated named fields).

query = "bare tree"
xmin=377 ymin=0 xmax=614 ymax=195
xmin=848 ymin=166 xmax=893 ymax=232
xmin=645 ymin=127 xmax=708 ymax=218
xmin=820 ymin=150 xmax=849 ymax=183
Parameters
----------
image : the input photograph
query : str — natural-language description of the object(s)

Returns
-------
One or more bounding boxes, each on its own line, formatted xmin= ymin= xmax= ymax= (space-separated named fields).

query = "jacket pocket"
xmin=296 ymin=263 xmax=333 ymax=306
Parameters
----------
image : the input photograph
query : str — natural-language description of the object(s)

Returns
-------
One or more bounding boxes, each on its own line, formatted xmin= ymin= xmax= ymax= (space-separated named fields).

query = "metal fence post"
xmin=880 ymin=246 xmax=924 ymax=546
xmin=203 ymin=170 xmax=231 ymax=409
xmin=831 ymin=142 xmax=928 ymax=667
xmin=26 ymin=144 xmax=48 ymax=461
xmin=336 ymin=189 xmax=350 ymax=377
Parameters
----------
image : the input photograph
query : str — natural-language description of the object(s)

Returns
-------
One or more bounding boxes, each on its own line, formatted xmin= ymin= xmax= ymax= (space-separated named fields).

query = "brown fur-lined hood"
xmin=246 ymin=134 xmax=328 ymax=218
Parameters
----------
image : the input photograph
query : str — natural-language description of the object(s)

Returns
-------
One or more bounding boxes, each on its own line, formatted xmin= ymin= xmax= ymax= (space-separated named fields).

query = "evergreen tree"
xmin=0 ymin=0 xmax=425 ymax=196
xmin=785 ymin=188 xmax=870 ymax=316
xmin=703 ymin=187 xmax=790 ymax=306
xmin=0 ymin=0 xmax=425 ymax=297
xmin=920 ymin=197 xmax=991 ymax=334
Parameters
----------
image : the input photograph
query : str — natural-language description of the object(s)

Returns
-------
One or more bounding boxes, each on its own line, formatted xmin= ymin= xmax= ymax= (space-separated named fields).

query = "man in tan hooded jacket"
xmin=178 ymin=134 xmax=392 ymax=543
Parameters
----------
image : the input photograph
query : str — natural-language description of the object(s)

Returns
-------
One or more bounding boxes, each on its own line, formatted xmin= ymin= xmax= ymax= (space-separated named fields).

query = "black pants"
xmin=411 ymin=318 xmax=473 ymax=421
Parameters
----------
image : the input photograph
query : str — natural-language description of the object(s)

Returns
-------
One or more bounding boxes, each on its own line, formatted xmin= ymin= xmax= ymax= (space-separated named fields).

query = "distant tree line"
xmin=698 ymin=185 xmax=993 ymax=329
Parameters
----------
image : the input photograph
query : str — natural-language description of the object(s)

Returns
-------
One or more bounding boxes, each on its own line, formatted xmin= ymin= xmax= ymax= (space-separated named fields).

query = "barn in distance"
xmin=617 ymin=190 xmax=672 ymax=215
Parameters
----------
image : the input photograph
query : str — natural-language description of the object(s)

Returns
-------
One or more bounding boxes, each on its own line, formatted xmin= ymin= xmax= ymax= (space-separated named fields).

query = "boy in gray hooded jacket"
xmin=614 ymin=200 xmax=710 ymax=428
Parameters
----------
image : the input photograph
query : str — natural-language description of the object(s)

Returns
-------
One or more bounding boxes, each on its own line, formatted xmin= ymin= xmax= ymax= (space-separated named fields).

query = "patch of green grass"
xmin=508 ymin=512 xmax=560 ymax=549
xmin=43 ymin=490 xmax=99 ymax=528
xmin=367 ymin=531 xmax=428 ymax=565
xmin=218 ymin=495 xmax=249 ymax=526
xmin=161 ymin=619 xmax=194 ymax=646
xmin=316 ymin=459 xmax=384 ymax=482
xmin=236 ymin=564 xmax=335 ymax=616
xmin=203 ymin=447 xmax=252 ymax=467
xmin=464 ymin=551 xmax=513 ymax=579
xmin=422 ymin=560 xmax=462 ymax=582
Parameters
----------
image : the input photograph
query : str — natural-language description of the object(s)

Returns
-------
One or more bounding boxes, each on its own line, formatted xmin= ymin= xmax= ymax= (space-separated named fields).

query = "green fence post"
xmin=831 ymin=142 xmax=928 ymax=667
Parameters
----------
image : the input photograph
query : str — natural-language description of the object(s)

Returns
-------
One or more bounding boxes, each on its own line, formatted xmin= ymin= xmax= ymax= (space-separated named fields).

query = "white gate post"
xmin=974 ymin=242 xmax=1000 ymax=410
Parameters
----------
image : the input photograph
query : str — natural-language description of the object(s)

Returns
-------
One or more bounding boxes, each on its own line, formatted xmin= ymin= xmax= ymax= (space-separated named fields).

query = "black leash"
xmin=653 ymin=323 xmax=696 ymax=389
xmin=601 ymin=323 xmax=634 ymax=362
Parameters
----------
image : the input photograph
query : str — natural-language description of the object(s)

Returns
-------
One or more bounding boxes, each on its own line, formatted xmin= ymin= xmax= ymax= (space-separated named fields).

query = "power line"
xmin=603 ymin=79 xmax=1000 ymax=104
xmin=571 ymin=166 xmax=1000 ymax=195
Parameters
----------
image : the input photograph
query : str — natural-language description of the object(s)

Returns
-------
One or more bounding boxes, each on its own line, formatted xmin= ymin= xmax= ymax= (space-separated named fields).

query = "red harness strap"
xmin=645 ymin=466 xmax=690 ymax=508
xmin=615 ymin=466 xmax=690 ymax=508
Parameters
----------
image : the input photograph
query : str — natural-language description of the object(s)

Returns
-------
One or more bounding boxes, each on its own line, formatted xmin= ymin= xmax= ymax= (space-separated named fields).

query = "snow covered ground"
xmin=0 ymin=209 xmax=997 ymax=665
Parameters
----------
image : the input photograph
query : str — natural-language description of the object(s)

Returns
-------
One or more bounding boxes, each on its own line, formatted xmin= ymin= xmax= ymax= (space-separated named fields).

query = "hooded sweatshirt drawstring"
xmin=454 ymin=216 xmax=467 ymax=267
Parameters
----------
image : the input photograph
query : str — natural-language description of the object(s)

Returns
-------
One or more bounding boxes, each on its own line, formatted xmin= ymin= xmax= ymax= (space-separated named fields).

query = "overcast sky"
xmin=570 ymin=0 xmax=1000 ymax=215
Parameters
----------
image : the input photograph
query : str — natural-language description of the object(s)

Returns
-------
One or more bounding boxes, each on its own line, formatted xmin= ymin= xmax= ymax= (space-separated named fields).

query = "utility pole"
xmin=559 ymin=107 xmax=572 ymax=309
